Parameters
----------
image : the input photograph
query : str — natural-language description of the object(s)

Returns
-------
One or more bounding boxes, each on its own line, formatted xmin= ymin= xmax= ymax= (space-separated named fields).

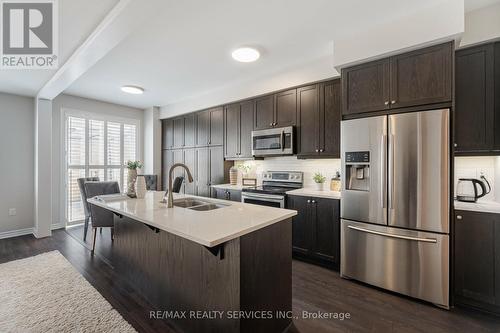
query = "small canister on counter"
xmin=229 ymin=166 xmax=238 ymax=185
xmin=330 ymin=171 xmax=341 ymax=192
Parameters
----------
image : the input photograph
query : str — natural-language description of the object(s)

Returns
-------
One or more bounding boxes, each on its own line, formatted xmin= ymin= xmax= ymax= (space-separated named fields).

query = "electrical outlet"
xmin=8 ymin=208 xmax=16 ymax=216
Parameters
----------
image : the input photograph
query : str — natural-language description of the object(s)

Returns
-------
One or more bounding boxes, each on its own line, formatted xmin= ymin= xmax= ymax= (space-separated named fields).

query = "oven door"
xmin=241 ymin=192 xmax=285 ymax=208
xmin=252 ymin=126 xmax=294 ymax=156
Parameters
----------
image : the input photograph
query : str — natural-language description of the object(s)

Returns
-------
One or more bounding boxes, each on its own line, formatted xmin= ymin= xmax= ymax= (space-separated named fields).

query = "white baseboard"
xmin=0 ymin=228 xmax=34 ymax=240
xmin=51 ymin=223 xmax=65 ymax=230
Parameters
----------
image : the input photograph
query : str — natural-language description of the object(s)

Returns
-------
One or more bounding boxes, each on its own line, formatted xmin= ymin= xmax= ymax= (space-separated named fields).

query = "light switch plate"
xmin=8 ymin=208 xmax=16 ymax=216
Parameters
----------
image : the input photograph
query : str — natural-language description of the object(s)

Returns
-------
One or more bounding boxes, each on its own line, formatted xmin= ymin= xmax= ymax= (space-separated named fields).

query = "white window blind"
xmin=65 ymin=113 xmax=138 ymax=224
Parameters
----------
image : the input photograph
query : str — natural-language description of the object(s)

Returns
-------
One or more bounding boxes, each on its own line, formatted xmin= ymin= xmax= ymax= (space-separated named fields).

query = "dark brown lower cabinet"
xmin=454 ymin=210 xmax=500 ymax=315
xmin=213 ymin=188 xmax=242 ymax=202
xmin=287 ymin=195 xmax=340 ymax=269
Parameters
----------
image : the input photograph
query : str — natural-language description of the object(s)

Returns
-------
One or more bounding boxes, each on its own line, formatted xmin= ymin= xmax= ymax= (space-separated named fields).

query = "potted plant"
xmin=126 ymin=160 xmax=143 ymax=197
xmin=313 ymin=172 xmax=326 ymax=191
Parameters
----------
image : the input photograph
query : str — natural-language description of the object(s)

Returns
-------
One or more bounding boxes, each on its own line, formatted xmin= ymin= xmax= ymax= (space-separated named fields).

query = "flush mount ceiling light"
xmin=121 ymin=85 xmax=144 ymax=94
xmin=231 ymin=47 xmax=260 ymax=63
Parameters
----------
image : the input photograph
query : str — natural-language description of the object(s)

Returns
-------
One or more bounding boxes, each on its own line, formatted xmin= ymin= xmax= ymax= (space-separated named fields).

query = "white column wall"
xmin=34 ymin=98 xmax=53 ymax=238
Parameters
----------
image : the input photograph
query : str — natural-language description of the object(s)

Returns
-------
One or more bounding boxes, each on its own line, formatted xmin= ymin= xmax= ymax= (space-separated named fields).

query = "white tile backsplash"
xmin=454 ymin=156 xmax=498 ymax=201
xmin=235 ymin=157 xmax=341 ymax=187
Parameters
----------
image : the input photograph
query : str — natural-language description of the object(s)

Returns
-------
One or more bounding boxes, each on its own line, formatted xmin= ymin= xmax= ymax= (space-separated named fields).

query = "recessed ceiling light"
xmin=121 ymin=85 xmax=144 ymax=94
xmin=231 ymin=47 xmax=260 ymax=63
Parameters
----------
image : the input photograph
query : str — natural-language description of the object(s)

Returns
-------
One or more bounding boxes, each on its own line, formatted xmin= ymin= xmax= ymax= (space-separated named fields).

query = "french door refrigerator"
xmin=340 ymin=109 xmax=450 ymax=308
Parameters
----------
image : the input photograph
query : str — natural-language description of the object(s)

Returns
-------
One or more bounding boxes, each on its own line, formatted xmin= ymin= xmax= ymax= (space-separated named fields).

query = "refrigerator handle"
xmin=388 ymin=134 xmax=395 ymax=210
xmin=380 ymin=134 xmax=387 ymax=208
xmin=347 ymin=225 xmax=437 ymax=243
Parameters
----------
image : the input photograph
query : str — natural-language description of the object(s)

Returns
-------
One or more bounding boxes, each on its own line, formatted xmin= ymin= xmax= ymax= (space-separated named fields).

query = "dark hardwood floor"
xmin=1 ymin=227 xmax=500 ymax=333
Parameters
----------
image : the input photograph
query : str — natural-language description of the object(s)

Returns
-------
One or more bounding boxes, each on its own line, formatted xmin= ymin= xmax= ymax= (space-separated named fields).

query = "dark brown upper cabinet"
xmin=224 ymin=100 xmax=255 ymax=159
xmin=184 ymin=113 xmax=196 ymax=147
xmin=390 ymin=43 xmax=452 ymax=108
xmin=254 ymin=94 xmax=275 ymax=130
xmin=162 ymin=119 xmax=174 ymax=150
xmin=297 ymin=79 xmax=341 ymax=159
xmin=172 ymin=117 xmax=185 ymax=148
xmin=254 ymin=89 xmax=297 ymax=130
xmin=342 ymin=58 xmax=390 ymax=116
xmin=320 ymin=80 xmax=341 ymax=157
xmin=208 ymin=107 xmax=224 ymax=146
xmin=455 ymin=43 xmax=498 ymax=154
xmin=196 ymin=110 xmax=210 ymax=147
xmin=275 ymin=89 xmax=297 ymax=127
xmin=342 ymin=42 xmax=453 ymax=117
xmin=195 ymin=107 xmax=223 ymax=147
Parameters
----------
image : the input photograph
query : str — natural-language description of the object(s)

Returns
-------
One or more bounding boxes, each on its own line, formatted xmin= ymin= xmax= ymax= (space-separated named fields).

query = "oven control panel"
xmin=263 ymin=171 xmax=303 ymax=183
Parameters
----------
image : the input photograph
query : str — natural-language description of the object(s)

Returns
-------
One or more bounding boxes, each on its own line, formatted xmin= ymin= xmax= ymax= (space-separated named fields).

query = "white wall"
xmin=0 ymin=93 xmax=35 ymax=237
xmin=460 ymin=2 xmax=500 ymax=47
xmin=160 ymin=55 xmax=338 ymax=118
xmin=236 ymin=157 xmax=341 ymax=188
xmin=143 ymin=106 xmax=162 ymax=187
xmin=51 ymin=94 xmax=144 ymax=227
xmin=333 ymin=0 xmax=464 ymax=69
xmin=455 ymin=157 xmax=498 ymax=202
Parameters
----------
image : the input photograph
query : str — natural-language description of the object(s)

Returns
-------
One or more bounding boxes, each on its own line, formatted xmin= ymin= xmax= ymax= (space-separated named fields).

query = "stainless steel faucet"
xmin=166 ymin=163 xmax=194 ymax=208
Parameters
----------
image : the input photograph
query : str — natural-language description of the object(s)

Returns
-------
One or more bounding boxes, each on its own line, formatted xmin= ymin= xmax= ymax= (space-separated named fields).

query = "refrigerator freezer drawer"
xmin=341 ymin=220 xmax=449 ymax=307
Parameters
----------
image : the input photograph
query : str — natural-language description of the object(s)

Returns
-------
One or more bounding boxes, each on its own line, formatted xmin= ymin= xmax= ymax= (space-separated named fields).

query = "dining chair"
xmin=143 ymin=175 xmax=158 ymax=190
xmin=77 ymin=177 xmax=99 ymax=241
xmin=84 ymin=181 xmax=121 ymax=253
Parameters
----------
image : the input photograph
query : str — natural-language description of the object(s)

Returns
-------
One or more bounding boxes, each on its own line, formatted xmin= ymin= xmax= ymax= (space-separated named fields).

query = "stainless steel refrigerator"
xmin=340 ymin=109 xmax=450 ymax=308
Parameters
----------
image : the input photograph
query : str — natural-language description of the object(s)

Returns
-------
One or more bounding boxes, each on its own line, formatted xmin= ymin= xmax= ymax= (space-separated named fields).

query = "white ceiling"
xmin=64 ymin=0 xmax=461 ymax=110
xmin=1 ymin=0 xmax=499 ymax=107
xmin=0 ymin=0 xmax=118 ymax=97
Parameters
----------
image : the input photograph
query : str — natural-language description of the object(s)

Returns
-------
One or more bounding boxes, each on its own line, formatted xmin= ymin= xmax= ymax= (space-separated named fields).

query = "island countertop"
xmin=88 ymin=191 xmax=297 ymax=247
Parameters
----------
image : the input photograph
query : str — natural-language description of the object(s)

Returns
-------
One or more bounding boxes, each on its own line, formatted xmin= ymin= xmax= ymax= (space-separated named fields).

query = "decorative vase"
xmin=135 ymin=175 xmax=147 ymax=199
xmin=127 ymin=169 xmax=137 ymax=197
xmin=229 ymin=166 xmax=238 ymax=185
xmin=315 ymin=182 xmax=324 ymax=191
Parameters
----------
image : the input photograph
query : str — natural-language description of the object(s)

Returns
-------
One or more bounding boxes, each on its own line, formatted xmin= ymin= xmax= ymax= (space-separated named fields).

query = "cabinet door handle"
xmin=307 ymin=200 xmax=311 ymax=203
xmin=311 ymin=200 xmax=316 ymax=204
xmin=454 ymin=143 xmax=458 ymax=148
xmin=319 ymin=149 xmax=324 ymax=153
xmin=315 ymin=149 xmax=319 ymax=152
xmin=384 ymin=101 xmax=389 ymax=105
xmin=456 ymin=215 xmax=462 ymax=220
xmin=391 ymin=100 xmax=396 ymax=104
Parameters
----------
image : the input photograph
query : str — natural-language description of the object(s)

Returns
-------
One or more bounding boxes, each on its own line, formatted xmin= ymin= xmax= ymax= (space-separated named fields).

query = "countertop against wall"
xmin=454 ymin=200 xmax=500 ymax=214
xmin=287 ymin=188 xmax=341 ymax=199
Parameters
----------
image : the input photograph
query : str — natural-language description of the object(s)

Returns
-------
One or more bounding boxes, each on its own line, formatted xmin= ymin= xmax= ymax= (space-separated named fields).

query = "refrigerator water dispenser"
xmin=345 ymin=151 xmax=370 ymax=191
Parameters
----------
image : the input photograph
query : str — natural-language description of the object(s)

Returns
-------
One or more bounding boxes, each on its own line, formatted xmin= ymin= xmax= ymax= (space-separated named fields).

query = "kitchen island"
xmin=88 ymin=191 xmax=296 ymax=333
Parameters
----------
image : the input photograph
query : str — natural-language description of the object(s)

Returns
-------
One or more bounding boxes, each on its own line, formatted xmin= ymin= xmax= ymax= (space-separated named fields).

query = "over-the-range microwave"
xmin=251 ymin=126 xmax=294 ymax=157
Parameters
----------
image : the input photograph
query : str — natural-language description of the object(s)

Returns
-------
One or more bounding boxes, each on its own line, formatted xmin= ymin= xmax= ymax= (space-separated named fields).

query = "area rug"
xmin=0 ymin=251 xmax=136 ymax=333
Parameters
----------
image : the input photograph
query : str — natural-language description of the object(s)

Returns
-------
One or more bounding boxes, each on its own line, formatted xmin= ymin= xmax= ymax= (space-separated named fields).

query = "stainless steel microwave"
xmin=251 ymin=126 xmax=294 ymax=156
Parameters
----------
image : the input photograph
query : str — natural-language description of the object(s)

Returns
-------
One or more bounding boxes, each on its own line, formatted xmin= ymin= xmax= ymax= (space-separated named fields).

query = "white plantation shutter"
xmin=67 ymin=117 xmax=85 ymax=166
xmin=107 ymin=122 xmax=121 ymax=166
xmin=65 ymin=112 xmax=139 ymax=224
xmin=89 ymin=120 xmax=104 ymax=165
xmin=123 ymin=124 xmax=136 ymax=163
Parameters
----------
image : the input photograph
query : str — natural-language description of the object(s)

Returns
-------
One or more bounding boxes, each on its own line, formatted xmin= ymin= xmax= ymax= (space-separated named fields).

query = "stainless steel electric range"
xmin=241 ymin=171 xmax=303 ymax=208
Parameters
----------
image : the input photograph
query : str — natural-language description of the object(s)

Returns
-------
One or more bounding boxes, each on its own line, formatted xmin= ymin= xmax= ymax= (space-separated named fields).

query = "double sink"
xmin=172 ymin=197 xmax=229 ymax=211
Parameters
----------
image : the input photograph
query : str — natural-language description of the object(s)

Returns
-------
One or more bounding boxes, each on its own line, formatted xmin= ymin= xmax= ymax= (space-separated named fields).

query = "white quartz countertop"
xmin=210 ymin=184 xmax=253 ymax=191
xmin=88 ymin=191 xmax=296 ymax=247
xmin=454 ymin=200 xmax=500 ymax=214
xmin=287 ymin=188 xmax=341 ymax=200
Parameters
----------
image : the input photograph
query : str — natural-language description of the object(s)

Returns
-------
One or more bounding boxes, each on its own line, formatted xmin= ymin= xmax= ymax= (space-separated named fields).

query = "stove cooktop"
xmin=242 ymin=185 xmax=297 ymax=195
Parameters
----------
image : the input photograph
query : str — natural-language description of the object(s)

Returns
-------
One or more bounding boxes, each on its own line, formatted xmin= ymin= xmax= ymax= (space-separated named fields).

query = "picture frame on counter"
xmin=242 ymin=178 xmax=257 ymax=186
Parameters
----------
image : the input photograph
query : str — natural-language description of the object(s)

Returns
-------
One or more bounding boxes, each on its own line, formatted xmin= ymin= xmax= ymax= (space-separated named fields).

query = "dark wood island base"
xmin=113 ymin=215 xmax=292 ymax=333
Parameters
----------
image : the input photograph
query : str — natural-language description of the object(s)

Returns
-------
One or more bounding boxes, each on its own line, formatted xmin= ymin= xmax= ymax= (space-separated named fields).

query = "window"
xmin=65 ymin=111 xmax=139 ymax=224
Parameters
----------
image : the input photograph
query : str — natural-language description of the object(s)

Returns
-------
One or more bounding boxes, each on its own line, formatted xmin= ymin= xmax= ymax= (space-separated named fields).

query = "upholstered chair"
xmin=77 ymin=177 xmax=99 ymax=241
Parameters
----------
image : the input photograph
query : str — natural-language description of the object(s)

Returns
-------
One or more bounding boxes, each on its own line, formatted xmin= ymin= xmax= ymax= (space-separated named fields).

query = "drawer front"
xmin=341 ymin=219 xmax=449 ymax=307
